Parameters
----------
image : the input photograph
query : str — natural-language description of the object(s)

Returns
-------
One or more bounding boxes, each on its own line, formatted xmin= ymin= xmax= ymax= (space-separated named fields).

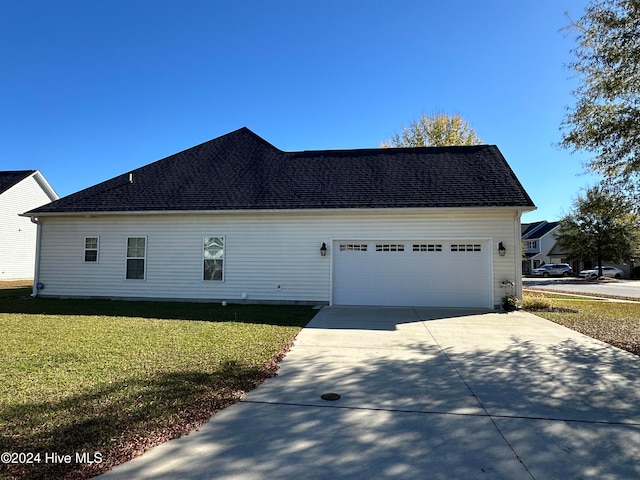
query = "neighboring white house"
xmin=1 ymin=170 xmax=58 ymax=281
xmin=24 ymin=128 xmax=535 ymax=308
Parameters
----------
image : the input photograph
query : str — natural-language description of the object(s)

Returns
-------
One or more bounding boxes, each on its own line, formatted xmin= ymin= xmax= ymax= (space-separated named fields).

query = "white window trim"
xmin=84 ymin=236 xmax=99 ymax=263
xmin=125 ymin=236 xmax=147 ymax=281
xmin=203 ymin=235 xmax=225 ymax=282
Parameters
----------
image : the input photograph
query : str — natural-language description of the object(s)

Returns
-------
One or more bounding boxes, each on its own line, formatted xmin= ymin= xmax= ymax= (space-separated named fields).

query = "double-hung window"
xmin=203 ymin=237 xmax=224 ymax=281
xmin=84 ymin=237 xmax=99 ymax=262
xmin=126 ymin=237 xmax=146 ymax=280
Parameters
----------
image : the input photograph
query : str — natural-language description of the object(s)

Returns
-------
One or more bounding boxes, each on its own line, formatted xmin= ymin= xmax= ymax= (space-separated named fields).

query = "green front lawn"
xmin=0 ymin=287 xmax=316 ymax=480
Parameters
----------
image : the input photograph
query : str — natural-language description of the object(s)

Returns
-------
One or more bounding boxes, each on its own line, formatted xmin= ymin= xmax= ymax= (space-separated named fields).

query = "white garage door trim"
xmin=331 ymin=239 xmax=493 ymax=308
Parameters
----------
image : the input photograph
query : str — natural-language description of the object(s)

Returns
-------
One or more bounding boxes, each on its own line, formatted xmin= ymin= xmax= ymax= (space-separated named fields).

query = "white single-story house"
xmin=1 ymin=170 xmax=58 ymax=281
xmin=24 ymin=128 xmax=535 ymax=308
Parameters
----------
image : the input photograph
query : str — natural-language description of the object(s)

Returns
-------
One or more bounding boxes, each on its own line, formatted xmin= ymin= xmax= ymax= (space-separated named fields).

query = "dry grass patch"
xmin=525 ymin=291 xmax=640 ymax=357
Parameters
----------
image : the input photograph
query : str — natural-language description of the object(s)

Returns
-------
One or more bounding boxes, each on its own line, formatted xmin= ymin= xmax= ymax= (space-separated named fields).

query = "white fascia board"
xmin=30 ymin=171 xmax=59 ymax=201
xmin=22 ymin=205 xmax=536 ymax=218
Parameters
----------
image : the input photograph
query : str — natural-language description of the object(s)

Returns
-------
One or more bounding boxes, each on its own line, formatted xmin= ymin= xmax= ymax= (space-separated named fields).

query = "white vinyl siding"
xmin=34 ymin=209 xmax=520 ymax=306
xmin=0 ymin=174 xmax=57 ymax=280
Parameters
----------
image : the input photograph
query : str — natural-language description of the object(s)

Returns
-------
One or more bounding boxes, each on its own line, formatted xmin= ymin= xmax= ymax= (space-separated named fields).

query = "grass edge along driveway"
xmin=0 ymin=288 xmax=316 ymax=480
xmin=523 ymin=290 xmax=640 ymax=357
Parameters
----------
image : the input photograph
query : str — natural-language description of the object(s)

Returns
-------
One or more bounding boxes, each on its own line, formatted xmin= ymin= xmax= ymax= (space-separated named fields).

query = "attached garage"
xmin=25 ymin=128 xmax=535 ymax=305
xmin=332 ymin=240 xmax=492 ymax=308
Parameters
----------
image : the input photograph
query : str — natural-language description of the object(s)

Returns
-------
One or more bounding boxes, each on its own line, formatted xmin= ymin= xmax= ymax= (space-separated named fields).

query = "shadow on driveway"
xmin=101 ymin=307 xmax=640 ymax=480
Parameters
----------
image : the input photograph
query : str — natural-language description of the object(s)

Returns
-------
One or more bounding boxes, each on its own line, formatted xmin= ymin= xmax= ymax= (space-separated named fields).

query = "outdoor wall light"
xmin=320 ymin=242 xmax=328 ymax=256
xmin=498 ymin=242 xmax=506 ymax=256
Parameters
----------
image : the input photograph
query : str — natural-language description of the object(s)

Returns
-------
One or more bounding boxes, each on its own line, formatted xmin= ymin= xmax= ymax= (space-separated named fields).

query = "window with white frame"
xmin=204 ymin=236 xmax=224 ymax=281
xmin=84 ymin=237 xmax=99 ymax=262
xmin=526 ymin=240 xmax=538 ymax=250
xmin=126 ymin=237 xmax=146 ymax=280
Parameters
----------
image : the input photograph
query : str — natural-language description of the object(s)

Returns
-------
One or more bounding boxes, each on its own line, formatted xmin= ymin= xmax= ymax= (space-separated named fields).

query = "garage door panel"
xmin=333 ymin=240 xmax=491 ymax=308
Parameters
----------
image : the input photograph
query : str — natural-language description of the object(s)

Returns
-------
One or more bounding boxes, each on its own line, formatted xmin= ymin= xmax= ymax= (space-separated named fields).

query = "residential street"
xmin=523 ymin=277 xmax=640 ymax=300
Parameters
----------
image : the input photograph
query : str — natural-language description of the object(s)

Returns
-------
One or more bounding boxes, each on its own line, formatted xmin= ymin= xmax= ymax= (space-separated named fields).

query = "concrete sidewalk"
xmin=101 ymin=307 xmax=640 ymax=479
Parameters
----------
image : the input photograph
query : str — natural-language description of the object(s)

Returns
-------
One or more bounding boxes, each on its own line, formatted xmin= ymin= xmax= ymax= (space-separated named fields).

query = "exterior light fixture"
xmin=320 ymin=242 xmax=328 ymax=256
xmin=498 ymin=242 xmax=506 ymax=256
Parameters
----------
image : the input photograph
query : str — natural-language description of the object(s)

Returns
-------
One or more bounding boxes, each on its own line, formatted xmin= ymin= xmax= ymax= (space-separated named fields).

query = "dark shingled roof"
xmin=27 ymin=128 xmax=534 ymax=214
xmin=522 ymin=221 xmax=560 ymax=239
xmin=0 ymin=170 xmax=36 ymax=195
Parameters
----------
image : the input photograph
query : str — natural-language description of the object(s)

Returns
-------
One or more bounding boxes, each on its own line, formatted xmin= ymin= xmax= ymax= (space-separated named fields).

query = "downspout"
xmin=30 ymin=216 xmax=41 ymax=298
xmin=513 ymin=209 xmax=523 ymax=299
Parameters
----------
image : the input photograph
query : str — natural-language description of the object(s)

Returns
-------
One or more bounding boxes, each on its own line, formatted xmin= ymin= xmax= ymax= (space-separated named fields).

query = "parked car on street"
xmin=579 ymin=266 xmax=625 ymax=279
xmin=531 ymin=264 xmax=573 ymax=277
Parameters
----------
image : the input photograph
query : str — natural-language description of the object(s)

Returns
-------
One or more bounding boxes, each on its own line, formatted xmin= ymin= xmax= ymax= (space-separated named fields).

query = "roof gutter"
xmin=21 ymin=205 xmax=537 ymax=218
xmin=514 ymin=209 xmax=525 ymax=300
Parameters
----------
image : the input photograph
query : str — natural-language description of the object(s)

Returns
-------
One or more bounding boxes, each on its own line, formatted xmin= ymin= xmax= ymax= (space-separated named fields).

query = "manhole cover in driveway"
xmin=321 ymin=393 xmax=341 ymax=401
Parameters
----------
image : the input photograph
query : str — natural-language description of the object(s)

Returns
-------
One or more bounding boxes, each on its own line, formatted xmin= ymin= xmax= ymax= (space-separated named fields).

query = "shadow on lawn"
xmin=0 ymin=360 xmax=275 ymax=480
xmin=0 ymin=287 xmax=315 ymax=326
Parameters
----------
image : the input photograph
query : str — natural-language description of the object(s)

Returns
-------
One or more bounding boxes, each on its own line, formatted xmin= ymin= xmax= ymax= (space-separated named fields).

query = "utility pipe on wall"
xmin=29 ymin=216 xmax=41 ymax=298
xmin=513 ymin=209 xmax=524 ymax=299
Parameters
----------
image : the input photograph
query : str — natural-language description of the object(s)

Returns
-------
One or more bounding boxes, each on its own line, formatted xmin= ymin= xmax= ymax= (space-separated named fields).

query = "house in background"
xmin=521 ymin=221 xmax=568 ymax=275
xmin=1 ymin=170 xmax=58 ymax=281
xmin=24 ymin=128 xmax=535 ymax=308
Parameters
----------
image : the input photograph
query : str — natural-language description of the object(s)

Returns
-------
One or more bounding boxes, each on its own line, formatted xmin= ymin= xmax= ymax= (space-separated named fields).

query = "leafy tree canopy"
xmin=557 ymin=186 xmax=640 ymax=275
xmin=383 ymin=113 xmax=482 ymax=147
xmin=561 ymin=0 xmax=640 ymax=204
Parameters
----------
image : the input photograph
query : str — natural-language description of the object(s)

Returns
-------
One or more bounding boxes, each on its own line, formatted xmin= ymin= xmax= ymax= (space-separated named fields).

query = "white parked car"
xmin=531 ymin=264 xmax=573 ymax=277
xmin=579 ymin=266 xmax=625 ymax=279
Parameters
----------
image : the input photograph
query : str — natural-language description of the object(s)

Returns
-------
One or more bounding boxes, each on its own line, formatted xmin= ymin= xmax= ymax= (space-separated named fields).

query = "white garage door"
xmin=332 ymin=240 xmax=492 ymax=308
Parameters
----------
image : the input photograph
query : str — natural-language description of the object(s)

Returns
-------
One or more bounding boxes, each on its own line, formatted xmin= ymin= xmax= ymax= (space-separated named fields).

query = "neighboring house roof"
xmin=522 ymin=221 xmax=559 ymax=240
xmin=522 ymin=221 xmax=543 ymax=237
xmin=1 ymin=170 xmax=58 ymax=202
xmin=26 ymin=127 xmax=535 ymax=215
xmin=0 ymin=170 xmax=37 ymax=195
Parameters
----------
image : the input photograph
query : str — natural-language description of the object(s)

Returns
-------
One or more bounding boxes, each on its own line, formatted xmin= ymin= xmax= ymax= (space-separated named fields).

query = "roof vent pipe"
xmin=128 ymin=172 xmax=134 ymax=183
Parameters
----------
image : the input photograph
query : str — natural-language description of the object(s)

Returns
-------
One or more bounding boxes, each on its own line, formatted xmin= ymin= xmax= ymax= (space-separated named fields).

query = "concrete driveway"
xmin=101 ymin=307 xmax=640 ymax=479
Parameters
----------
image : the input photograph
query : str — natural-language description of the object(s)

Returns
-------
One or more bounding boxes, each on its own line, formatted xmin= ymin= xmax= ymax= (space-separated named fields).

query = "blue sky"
xmin=1 ymin=0 xmax=596 ymax=222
